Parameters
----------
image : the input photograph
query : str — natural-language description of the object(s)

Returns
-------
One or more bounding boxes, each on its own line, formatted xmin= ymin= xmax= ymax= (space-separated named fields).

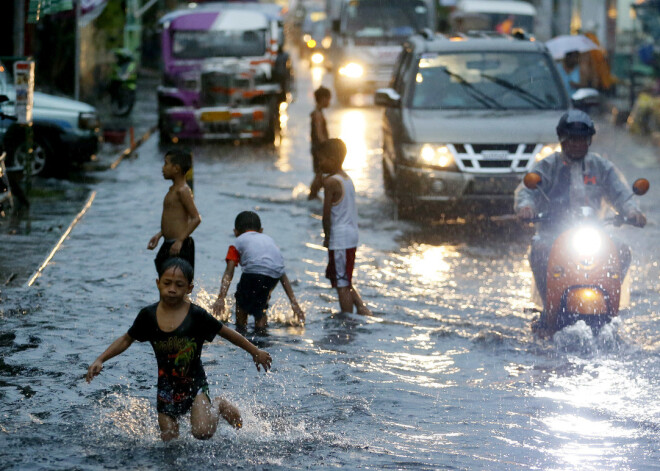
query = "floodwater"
xmin=1 ymin=62 xmax=660 ymax=470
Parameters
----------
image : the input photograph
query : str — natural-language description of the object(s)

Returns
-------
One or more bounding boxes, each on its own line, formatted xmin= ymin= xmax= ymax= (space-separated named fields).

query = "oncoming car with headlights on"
xmin=375 ymin=31 xmax=576 ymax=216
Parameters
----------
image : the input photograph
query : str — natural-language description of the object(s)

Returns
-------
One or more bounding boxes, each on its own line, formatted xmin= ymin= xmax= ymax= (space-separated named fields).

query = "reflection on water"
xmin=338 ymin=109 xmax=369 ymax=191
xmin=407 ymin=245 xmax=454 ymax=282
xmin=311 ymin=66 xmax=324 ymax=90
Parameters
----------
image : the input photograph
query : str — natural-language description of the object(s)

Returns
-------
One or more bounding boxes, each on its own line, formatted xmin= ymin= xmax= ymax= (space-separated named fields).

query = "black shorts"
xmin=157 ymin=383 xmax=210 ymax=418
xmin=155 ymin=237 xmax=195 ymax=274
xmin=234 ymin=273 xmax=279 ymax=320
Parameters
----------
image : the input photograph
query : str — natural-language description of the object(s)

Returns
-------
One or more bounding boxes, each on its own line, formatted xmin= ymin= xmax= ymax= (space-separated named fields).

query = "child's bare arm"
xmin=322 ymin=177 xmax=341 ymax=247
xmin=280 ymin=274 xmax=304 ymax=323
xmin=212 ymin=261 xmax=236 ymax=316
xmin=217 ymin=326 xmax=272 ymax=372
xmin=312 ymin=111 xmax=328 ymax=143
xmin=147 ymin=231 xmax=162 ymax=250
xmin=86 ymin=333 xmax=135 ymax=383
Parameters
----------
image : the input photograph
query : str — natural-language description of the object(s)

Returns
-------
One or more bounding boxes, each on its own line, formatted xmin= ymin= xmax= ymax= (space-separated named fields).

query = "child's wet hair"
xmin=314 ymin=85 xmax=331 ymax=103
xmin=235 ymin=211 xmax=262 ymax=234
xmin=159 ymin=257 xmax=194 ymax=283
xmin=165 ymin=148 xmax=192 ymax=174
xmin=319 ymin=138 xmax=347 ymax=165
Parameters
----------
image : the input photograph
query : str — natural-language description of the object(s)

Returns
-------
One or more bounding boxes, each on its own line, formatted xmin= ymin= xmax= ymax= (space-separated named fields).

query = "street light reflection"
xmin=311 ymin=66 xmax=324 ymax=90
xmin=407 ymin=245 xmax=453 ymax=284
xmin=338 ymin=109 xmax=368 ymax=189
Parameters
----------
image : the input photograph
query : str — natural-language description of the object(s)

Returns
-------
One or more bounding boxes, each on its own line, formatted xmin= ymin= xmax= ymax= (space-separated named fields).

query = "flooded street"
xmin=1 ymin=61 xmax=660 ymax=470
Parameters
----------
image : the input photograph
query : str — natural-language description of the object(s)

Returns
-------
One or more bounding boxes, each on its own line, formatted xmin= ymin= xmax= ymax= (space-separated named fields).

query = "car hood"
xmin=33 ymin=91 xmax=96 ymax=114
xmin=404 ymin=109 xmax=565 ymax=143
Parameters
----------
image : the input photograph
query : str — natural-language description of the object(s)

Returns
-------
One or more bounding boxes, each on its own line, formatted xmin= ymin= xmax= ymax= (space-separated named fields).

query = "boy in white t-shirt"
xmin=320 ymin=139 xmax=372 ymax=315
xmin=212 ymin=211 xmax=304 ymax=330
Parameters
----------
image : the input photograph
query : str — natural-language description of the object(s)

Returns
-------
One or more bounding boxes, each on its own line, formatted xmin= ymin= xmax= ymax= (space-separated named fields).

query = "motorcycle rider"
xmin=514 ymin=110 xmax=646 ymax=321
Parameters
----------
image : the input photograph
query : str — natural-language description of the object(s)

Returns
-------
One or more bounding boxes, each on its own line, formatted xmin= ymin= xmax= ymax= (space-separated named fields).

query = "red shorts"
xmin=326 ymin=248 xmax=356 ymax=288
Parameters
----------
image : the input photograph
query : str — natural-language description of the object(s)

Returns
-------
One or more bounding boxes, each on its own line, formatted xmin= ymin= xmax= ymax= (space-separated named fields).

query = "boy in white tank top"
xmin=319 ymin=139 xmax=372 ymax=315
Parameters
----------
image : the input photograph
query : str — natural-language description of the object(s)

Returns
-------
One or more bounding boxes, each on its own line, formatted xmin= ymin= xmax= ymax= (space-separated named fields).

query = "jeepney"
xmin=157 ymin=3 xmax=289 ymax=143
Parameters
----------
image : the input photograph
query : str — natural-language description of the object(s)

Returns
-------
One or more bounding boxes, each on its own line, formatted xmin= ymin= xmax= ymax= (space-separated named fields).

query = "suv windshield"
xmin=410 ymin=51 xmax=567 ymax=110
xmin=172 ymin=30 xmax=267 ymax=59
xmin=345 ymin=0 xmax=429 ymax=38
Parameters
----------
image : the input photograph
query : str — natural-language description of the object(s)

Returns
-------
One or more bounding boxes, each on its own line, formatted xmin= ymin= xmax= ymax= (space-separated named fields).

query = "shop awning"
xmin=28 ymin=0 xmax=108 ymax=24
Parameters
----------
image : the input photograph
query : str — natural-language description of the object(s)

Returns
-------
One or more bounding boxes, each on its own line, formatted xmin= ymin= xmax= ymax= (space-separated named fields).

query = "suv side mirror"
xmin=571 ymin=88 xmax=599 ymax=110
xmin=375 ymin=88 xmax=401 ymax=107
xmin=0 ymin=95 xmax=8 ymax=104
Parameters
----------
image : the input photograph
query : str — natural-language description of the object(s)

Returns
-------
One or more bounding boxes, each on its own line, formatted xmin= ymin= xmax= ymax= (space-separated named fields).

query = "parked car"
xmin=0 ymin=61 xmax=101 ymax=177
xmin=375 ymin=31 xmax=579 ymax=216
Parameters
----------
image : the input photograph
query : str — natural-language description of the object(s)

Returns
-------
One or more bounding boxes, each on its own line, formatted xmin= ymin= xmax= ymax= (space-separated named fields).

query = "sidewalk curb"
xmin=109 ymin=124 xmax=159 ymax=170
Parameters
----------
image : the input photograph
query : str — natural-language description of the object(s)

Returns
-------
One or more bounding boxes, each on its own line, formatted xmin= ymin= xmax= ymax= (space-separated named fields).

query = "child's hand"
xmin=252 ymin=349 xmax=272 ymax=372
xmin=147 ymin=233 xmax=161 ymax=250
xmin=212 ymin=298 xmax=225 ymax=317
xmin=169 ymin=239 xmax=183 ymax=255
xmin=292 ymin=303 xmax=305 ymax=324
xmin=86 ymin=360 xmax=103 ymax=383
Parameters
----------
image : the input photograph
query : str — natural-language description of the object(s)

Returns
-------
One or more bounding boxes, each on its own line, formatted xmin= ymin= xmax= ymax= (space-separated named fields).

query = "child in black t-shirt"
xmin=86 ymin=258 xmax=271 ymax=442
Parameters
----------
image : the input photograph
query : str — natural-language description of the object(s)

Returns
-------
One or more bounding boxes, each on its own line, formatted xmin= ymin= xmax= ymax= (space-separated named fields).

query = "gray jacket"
xmin=514 ymin=151 xmax=638 ymax=231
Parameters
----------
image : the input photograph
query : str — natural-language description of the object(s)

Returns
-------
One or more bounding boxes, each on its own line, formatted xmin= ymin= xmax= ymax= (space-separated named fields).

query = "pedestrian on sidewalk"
xmin=213 ymin=211 xmax=305 ymax=331
xmin=319 ymin=138 xmax=372 ymax=315
xmin=86 ymin=258 xmax=272 ymax=442
xmin=148 ymin=149 xmax=201 ymax=274
xmin=308 ymin=86 xmax=331 ymax=200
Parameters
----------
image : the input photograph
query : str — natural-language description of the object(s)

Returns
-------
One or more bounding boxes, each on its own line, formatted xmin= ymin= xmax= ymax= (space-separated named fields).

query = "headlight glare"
xmin=404 ymin=144 xmax=456 ymax=169
xmin=572 ymin=227 xmax=602 ymax=257
xmin=339 ymin=62 xmax=364 ymax=78
xmin=535 ymin=143 xmax=560 ymax=161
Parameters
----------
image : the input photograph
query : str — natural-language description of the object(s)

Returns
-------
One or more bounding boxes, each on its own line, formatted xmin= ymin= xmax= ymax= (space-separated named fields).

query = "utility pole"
xmin=75 ymin=0 xmax=81 ymax=101
xmin=14 ymin=0 xmax=26 ymax=56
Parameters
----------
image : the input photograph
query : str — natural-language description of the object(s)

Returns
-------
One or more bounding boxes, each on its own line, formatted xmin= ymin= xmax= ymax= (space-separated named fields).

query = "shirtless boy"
xmin=148 ymin=149 xmax=201 ymax=274
xmin=320 ymin=138 xmax=372 ymax=315
xmin=86 ymin=258 xmax=272 ymax=442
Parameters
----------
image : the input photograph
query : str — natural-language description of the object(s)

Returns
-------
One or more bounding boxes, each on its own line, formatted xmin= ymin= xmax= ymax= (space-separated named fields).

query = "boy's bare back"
xmin=161 ymin=182 xmax=198 ymax=241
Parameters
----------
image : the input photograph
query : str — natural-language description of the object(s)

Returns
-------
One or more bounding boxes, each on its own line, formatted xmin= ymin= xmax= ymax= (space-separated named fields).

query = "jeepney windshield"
xmin=172 ymin=29 xmax=267 ymax=59
xmin=344 ymin=0 xmax=429 ymax=38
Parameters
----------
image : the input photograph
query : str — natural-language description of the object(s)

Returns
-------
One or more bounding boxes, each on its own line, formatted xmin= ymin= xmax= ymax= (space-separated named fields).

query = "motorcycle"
xmin=109 ymin=49 xmax=137 ymax=117
xmin=522 ymin=172 xmax=650 ymax=335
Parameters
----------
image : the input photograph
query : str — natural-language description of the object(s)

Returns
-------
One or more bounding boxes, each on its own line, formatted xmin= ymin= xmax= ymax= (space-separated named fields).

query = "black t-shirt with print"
xmin=127 ymin=302 xmax=224 ymax=400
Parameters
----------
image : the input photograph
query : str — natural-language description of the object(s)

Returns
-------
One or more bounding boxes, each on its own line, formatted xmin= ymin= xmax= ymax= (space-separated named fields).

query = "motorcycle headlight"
xmin=572 ymin=227 xmax=602 ymax=257
xmin=534 ymin=143 xmax=560 ymax=161
xmin=311 ymin=52 xmax=324 ymax=65
xmin=402 ymin=143 xmax=457 ymax=170
xmin=338 ymin=62 xmax=364 ymax=78
xmin=78 ymin=112 xmax=100 ymax=131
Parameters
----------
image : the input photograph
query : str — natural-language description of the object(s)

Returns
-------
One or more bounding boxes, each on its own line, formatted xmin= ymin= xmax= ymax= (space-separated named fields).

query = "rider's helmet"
xmin=556 ymin=110 xmax=596 ymax=140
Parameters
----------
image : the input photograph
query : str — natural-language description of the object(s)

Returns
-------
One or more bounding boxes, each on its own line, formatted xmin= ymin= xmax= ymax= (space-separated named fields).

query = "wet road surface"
xmin=1 ymin=61 xmax=660 ymax=470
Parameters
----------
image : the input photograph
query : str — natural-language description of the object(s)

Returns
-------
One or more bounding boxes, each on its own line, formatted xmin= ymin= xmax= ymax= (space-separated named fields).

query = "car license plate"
xmin=481 ymin=150 xmax=509 ymax=159
xmin=201 ymin=111 xmax=231 ymax=122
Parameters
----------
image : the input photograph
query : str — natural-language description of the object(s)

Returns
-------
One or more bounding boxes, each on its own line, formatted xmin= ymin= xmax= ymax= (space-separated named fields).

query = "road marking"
xmin=26 ymin=191 xmax=96 ymax=287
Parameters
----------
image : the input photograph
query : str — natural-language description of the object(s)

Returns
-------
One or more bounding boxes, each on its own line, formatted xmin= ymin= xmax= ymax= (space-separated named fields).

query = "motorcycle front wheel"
xmin=110 ymin=88 xmax=135 ymax=117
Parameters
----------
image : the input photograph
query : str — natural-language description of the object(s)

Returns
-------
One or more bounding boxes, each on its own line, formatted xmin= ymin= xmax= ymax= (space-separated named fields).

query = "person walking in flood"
xmin=320 ymin=138 xmax=372 ymax=315
xmin=147 ymin=149 xmax=201 ymax=274
xmin=212 ymin=211 xmax=305 ymax=330
xmin=86 ymin=258 xmax=271 ymax=442
xmin=308 ymin=86 xmax=331 ymax=200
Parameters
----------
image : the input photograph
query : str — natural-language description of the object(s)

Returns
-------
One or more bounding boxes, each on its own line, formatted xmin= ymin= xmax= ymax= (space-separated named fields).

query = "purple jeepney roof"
xmin=159 ymin=2 xmax=282 ymax=30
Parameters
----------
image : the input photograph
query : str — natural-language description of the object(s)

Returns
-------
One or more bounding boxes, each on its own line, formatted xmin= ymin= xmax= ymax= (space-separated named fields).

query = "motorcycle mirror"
xmin=632 ymin=178 xmax=650 ymax=196
xmin=523 ymin=172 xmax=542 ymax=190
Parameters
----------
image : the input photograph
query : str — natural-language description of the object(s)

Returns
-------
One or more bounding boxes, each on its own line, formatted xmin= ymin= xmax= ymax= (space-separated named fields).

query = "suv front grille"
xmin=451 ymin=143 xmax=538 ymax=173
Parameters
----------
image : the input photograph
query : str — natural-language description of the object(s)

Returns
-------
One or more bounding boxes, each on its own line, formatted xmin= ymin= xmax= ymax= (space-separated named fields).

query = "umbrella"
xmin=545 ymin=34 xmax=600 ymax=60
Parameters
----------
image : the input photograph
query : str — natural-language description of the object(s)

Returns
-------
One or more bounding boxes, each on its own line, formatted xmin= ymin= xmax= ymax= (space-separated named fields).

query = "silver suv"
xmin=0 ymin=62 xmax=100 ymax=176
xmin=375 ymin=31 xmax=570 ymax=215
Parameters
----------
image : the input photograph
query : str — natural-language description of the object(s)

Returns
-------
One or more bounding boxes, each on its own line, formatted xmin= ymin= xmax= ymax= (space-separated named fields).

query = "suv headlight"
xmin=402 ymin=143 xmax=457 ymax=170
xmin=78 ymin=112 xmax=100 ymax=131
xmin=338 ymin=62 xmax=364 ymax=78
xmin=535 ymin=143 xmax=560 ymax=161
